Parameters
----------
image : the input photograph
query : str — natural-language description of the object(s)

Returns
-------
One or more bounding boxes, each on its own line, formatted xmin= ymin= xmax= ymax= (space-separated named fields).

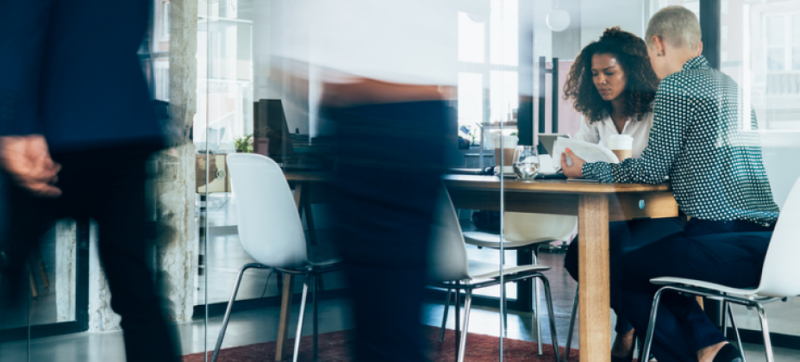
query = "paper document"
xmin=552 ymin=138 xmax=619 ymax=168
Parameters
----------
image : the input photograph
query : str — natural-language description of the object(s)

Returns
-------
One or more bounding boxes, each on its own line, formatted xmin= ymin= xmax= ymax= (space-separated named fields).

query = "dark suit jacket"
xmin=0 ymin=0 xmax=163 ymax=153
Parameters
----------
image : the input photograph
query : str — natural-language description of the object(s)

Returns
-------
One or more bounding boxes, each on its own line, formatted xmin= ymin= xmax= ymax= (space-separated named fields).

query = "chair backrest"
xmin=427 ymin=188 xmax=471 ymax=283
xmin=504 ymin=213 xmax=577 ymax=243
xmin=226 ymin=154 xmax=308 ymax=269
xmin=757 ymin=176 xmax=800 ymax=297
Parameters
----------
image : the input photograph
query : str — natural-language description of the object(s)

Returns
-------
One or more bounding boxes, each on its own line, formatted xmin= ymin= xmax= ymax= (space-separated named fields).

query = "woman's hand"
xmin=560 ymin=148 xmax=586 ymax=179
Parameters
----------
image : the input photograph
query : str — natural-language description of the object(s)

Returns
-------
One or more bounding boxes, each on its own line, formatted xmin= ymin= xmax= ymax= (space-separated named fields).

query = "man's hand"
xmin=0 ymin=135 xmax=62 ymax=197
xmin=560 ymin=148 xmax=586 ymax=179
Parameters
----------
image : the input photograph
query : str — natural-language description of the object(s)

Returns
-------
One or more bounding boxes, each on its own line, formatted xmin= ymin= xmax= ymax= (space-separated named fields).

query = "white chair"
xmin=427 ymin=188 xmax=561 ymax=362
xmin=211 ymin=153 xmax=339 ymax=362
xmin=454 ymin=212 xmax=576 ymax=354
xmin=640 ymin=177 xmax=800 ymax=362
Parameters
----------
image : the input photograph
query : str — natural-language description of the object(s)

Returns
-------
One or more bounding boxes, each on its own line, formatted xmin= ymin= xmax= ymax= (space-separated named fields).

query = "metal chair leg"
xmin=721 ymin=298 xmax=729 ymax=338
xmin=727 ymin=301 xmax=746 ymax=362
xmin=533 ymin=249 xmax=543 ymax=355
xmin=502 ymin=282 xmax=509 ymax=336
xmin=564 ymin=284 xmax=579 ymax=362
xmin=457 ymin=289 xmax=473 ymax=362
xmin=260 ymin=269 xmax=275 ymax=298
xmin=440 ymin=289 xmax=453 ymax=343
xmin=212 ymin=263 xmax=264 ymax=362
xmin=540 ymin=276 xmax=561 ymax=362
xmin=313 ymin=274 xmax=319 ymax=362
xmin=639 ymin=288 xmax=667 ymax=362
xmin=454 ymin=282 xmax=461 ymax=358
xmin=292 ymin=276 xmax=311 ymax=362
xmin=756 ymin=303 xmax=775 ymax=362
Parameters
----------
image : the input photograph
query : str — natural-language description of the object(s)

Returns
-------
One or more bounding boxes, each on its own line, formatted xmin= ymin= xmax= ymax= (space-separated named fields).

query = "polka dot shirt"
xmin=582 ymin=56 xmax=780 ymax=225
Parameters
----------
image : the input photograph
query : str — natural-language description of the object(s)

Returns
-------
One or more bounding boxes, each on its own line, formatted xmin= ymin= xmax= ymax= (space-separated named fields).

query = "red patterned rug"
xmin=184 ymin=326 xmax=578 ymax=361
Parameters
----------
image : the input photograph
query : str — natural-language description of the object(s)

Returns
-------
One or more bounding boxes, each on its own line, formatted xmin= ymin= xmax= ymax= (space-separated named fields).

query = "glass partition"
xmin=9 ymin=1 xmax=800 ymax=362
xmin=718 ymin=0 xmax=800 ymax=340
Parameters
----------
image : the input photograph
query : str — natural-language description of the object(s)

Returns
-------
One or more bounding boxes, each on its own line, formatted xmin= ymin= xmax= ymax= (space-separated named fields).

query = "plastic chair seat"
xmin=650 ymin=277 xmax=758 ymax=297
xmin=463 ymin=231 xmax=556 ymax=249
xmin=468 ymin=260 xmax=551 ymax=281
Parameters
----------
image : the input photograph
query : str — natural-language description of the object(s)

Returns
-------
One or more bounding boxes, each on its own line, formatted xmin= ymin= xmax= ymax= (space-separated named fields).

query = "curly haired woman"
xmin=561 ymin=27 xmax=683 ymax=362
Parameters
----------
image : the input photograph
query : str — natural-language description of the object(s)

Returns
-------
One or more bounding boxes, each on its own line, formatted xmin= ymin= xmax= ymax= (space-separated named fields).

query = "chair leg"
xmin=313 ymin=274 xmax=319 ymax=362
xmin=457 ymin=289 xmax=473 ymax=362
xmin=721 ymin=298 xmax=729 ymax=338
xmin=727 ymin=301 xmax=746 ymax=362
xmin=756 ymin=303 xmax=775 ymax=362
xmin=502 ymin=283 xmax=509 ymax=336
xmin=539 ymin=276 xmax=561 ymax=362
xmin=212 ymin=264 xmax=260 ymax=362
xmin=533 ymin=250 xmax=543 ymax=356
xmin=454 ymin=282 xmax=461 ymax=359
xmin=564 ymin=284 xmax=579 ymax=362
xmin=440 ymin=289 xmax=453 ymax=343
xmin=639 ymin=288 xmax=667 ymax=362
xmin=259 ymin=269 xmax=275 ymax=298
xmin=292 ymin=276 xmax=311 ymax=362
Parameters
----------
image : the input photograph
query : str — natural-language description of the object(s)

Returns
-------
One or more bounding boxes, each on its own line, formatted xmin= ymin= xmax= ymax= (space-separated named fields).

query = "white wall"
xmin=580 ymin=0 xmax=646 ymax=52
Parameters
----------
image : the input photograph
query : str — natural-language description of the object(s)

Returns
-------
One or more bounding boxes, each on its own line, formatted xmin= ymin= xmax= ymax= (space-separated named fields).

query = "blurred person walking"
xmin=322 ymin=81 xmax=451 ymax=362
xmin=0 ymin=1 xmax=180 ymax=361
xmin=269 ymin=1 xmax=465 ymax=360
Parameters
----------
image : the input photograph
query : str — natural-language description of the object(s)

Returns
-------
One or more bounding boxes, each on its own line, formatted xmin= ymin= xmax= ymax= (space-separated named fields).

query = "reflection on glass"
xmin=458 ymin=12 xmax=486 ymax=63
xmin=721 ymin=0 xmax=800 ymax=338
xmin=768 ymin=48 xmax=786 ymax=71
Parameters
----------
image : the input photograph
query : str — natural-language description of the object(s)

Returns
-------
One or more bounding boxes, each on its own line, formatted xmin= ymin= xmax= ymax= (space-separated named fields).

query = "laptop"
xmin=539 ymin=134 xmax=571 ymax=155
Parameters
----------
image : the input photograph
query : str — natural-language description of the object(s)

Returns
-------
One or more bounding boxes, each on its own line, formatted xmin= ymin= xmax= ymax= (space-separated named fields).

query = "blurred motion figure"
xmin=0 ymin=1 xmax=179 ymax=361
xmin=270 ymin=0 xmax=463 ymax=360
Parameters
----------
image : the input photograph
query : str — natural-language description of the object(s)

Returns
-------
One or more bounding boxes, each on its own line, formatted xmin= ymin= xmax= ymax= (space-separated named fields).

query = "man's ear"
xmin=652 ymin=35 xmax=666 ymax=56
xmin=696 ymin=41 xmax=704 ymax=56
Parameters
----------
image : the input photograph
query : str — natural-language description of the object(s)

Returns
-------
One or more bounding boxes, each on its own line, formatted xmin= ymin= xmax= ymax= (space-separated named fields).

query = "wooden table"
xmin=277 ymin=172 xmax=679 ymax=362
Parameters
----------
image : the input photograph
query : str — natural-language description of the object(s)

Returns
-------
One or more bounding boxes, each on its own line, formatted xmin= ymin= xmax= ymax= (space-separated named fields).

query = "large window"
xmin=720 ymin=1 xmax=800 ymax=131
xmin=457 ymin=0 xmax=519 ymax=128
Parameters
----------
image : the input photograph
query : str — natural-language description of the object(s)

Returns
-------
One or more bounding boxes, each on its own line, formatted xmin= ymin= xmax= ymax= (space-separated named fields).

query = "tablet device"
xmin=539 ymin=134 xmax=571 ymax=155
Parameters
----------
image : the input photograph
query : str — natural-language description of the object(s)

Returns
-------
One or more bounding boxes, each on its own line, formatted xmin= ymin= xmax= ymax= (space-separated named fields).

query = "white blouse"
xmin=573 ymin=112 xmax=655 ymax=159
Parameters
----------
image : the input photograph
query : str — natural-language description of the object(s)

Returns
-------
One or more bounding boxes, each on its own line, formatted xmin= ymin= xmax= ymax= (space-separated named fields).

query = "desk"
xmin=278 ymin=172 xmax=679 ymax=362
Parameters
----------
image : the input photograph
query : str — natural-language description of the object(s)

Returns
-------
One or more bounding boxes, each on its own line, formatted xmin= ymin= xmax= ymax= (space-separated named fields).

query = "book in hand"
xmin=552 ymin=138 xmax=619 ymax=167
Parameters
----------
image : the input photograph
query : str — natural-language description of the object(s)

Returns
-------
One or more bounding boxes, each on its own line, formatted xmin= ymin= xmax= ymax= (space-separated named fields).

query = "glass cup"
xmin=512 ymin=146 xmax=540 ymax=180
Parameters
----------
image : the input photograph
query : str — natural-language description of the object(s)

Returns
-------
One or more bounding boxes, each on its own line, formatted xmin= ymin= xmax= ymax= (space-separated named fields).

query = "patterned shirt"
xmin=582 ymin=56 xmax=780 ymax=225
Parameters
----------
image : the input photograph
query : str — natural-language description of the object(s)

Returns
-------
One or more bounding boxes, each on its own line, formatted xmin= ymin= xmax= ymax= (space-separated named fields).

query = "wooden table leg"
xmin=293 ymin=183 xmax=304 ymax=210
xmin=275 ymin=273 xmax=295 ymax=361
xmin=275 ymin=185 xmax=306 ymax=361
xmin=578 ymin=195 xmax=610 ymax=362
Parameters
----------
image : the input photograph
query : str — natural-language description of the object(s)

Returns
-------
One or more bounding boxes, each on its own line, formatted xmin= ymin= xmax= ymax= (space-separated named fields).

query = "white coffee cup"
xmin=606 ymin=134 xmax=633 ymax=162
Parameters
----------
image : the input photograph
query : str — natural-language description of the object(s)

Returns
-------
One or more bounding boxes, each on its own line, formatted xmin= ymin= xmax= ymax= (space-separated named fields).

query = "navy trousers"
xmin=565 ymin=217 xmax=683 ymax=334
xmin=611 ymin=219 xmax=774 ymax=362
xmin=0 ymin=146 xmax=180 ymax=362
xmin=326 ymin=100 xmax=450 ymax=362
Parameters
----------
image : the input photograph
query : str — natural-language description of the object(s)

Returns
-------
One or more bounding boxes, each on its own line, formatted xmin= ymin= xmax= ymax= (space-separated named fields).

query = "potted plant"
xmin=235 ymin=134 xmax=254 ymax=153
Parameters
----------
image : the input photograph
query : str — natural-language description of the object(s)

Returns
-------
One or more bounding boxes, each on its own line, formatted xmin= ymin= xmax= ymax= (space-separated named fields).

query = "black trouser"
xmin=0 ymin=146 xmax=180 ymax=362
xmin=564 ymin=217 xmax=683 ymax=334
xmin=326 ymin=100 xmax=449 ymax=362
xmin=611 ymin=219 xmax=773 ymax=362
